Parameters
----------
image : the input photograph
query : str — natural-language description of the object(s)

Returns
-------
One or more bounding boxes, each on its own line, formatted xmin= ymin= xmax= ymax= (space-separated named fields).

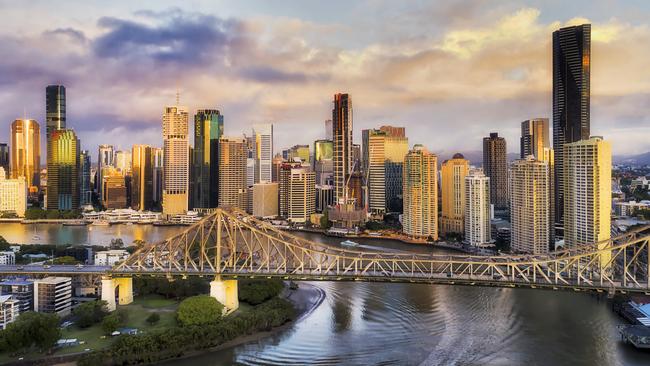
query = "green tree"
xmin=73 ymin=300 xmax=109 ymax=328
xmin=46 ymin=210 xmax=61 ymax=219
xmin=146 ymin=312 xmax=160 ymax=325
xmin=238 ymin=279 xmax=284 ymax=305
xmin=176 ymin=295 xmax=223 ymax=326
xmin=52 ymin=256 xmax=80 ymax=265
xmin=320 ymin=210 xmax=332 ymax=229
xmin=101 ymin=312 xmax=122 ymax=335
xmin=3 ymin=312 xmax=60 ymax=352
xmin=110 ymin=238 xmax=125 ymax=249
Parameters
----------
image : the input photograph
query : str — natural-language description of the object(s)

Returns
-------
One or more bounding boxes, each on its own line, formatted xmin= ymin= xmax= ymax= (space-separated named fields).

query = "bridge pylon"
xmin=101 ymin=277 xmax=134 ymax=311
xmin=209 ymin=276 xmax=238 ymax=314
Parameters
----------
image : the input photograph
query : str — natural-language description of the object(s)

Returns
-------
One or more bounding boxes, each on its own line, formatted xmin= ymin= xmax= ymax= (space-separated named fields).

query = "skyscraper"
xmin=218 ymin=136 xmax=248 ymax=209
xmin=324 ymin=120 xmax=333 ymax=140
xmin=332 ymin=93 xmax=353 ymax=201
xmin=162 ymin=105 xmax=189 ymax=216
xmin=362 ymin=128 xmax=386 ymax=216
xmin=279 ymin=163 xmax=315 ymax=223
xmin=152 ymin=147 xmax=164 ymax=208
xmin=510 ymin=157 xmax=550 ymax=254
xmin=47 ymin=129 xmax=79 ymax=210
xmin=97 ymin=144 xmax=114 ymax=203
xmin=381 ymin=126 xmax=408 ymax=213
xmin=441 ymin=153 xmax=469 ymax=236
xmin=465 ymin=170 xmax=491 ymax=246
xmin=46 ymin=86 xmax=65 ymax=204
xmin=0 ymin=168 xmax=26 ymax=217
xmin=0 ymin=143 xmax=8 ymax=178
xmin=313 ymin=139 xmax=333 ymax=186
xmin=252 ymin=123 xmax=273 ymax=184
xmin=192 ymin=110 xmax=224 ymax=209
xmin=402 ymin=145 xmax=438 ymax=240
xmin=482 ymin=132 xmax=508 ymax=210
xmin=521 ymin=118 xmax=550 ymax=159
xmin=131 ymin=145 xmax=154 ymax=211
xmin=563 ymin=137 xmax=611 ymax=249
xmin=10 ymin=119 xmax=40 ymax=188
xmin=79 ymin=150 xmax=92 ymax=206
xmin=553 ymin=24 xmax=591 ymax=234
xmin=287 ymin=145 xmax=310 ymax=164
xmin=114 ymin=150 xmax=132 ymax=175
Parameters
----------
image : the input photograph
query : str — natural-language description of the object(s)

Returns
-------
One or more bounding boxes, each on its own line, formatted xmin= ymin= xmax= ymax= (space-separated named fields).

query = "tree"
xmin=25 ymin=208 xmax=47 ymax=220
xmin=110 ymin=238 xmax=125 ymax=249
xmin=176 ymin=295 xmax=223 ymax=326
xmin=238 ymin=279 xmax=284 ymax=305
xmin=146 ymin=313 xmax=160 ymax=325
xmin=3 ymin=312 xmax=60 ymax=352
xmin=73 ymin=300 xmax=109 ymax=328
xmin=52 ymin=256 xmax=80 ymax=265
xmin=101 ymin=312 xmax=122 ymax=334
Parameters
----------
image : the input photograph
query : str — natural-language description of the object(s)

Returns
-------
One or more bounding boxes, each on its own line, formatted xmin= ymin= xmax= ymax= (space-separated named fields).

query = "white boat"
xmin=91 ymin=220 xmax=110 ymax=226
xmin=341 ymin=240 xmax=359 ymax=247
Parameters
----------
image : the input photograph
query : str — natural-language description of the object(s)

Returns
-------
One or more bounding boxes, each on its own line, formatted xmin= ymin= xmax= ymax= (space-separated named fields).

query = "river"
xmin=1 ymin=224 xmax=649 ymax=365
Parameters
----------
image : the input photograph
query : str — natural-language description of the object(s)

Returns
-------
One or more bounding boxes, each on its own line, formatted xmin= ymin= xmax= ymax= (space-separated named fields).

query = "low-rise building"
xmin=0 ymin=280 xmax=32 ymax=313
xmin=0 ymin=295 xmax=20 ymax=329
xmin=94 ymin=250 xmax=130 ymax=266
xmin=614 ymin=200 xmax=650 ymax=217
xmin=33 ymin=277 xmax=72 ymax=316
xmin=0 ymin=251 xmax=15 ymax=265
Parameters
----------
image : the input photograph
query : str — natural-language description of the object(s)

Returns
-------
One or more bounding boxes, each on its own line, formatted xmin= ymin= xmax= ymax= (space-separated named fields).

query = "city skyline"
xmin=1 ymin=2 xmax=649 ymax=158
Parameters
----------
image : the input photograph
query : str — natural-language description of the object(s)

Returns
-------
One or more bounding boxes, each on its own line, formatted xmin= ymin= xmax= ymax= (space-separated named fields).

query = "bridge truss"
xmin=115 ymin=207 xmax=650 ymax=293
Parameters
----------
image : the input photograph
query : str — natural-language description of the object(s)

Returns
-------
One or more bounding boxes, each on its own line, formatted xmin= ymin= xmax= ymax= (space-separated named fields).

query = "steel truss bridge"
xmin=3 ymin=207 xmax=650 ymax=294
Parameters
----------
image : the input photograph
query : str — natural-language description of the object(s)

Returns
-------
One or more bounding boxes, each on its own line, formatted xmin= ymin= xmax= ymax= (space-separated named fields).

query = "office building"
xmin=402 ymin=145 xmax=438 ymax=240
xmin=46 ymin=129 xmax=79 ymax=210
xmin=286 ymin=144 xmax=310 ymax=164
xmin=246 ymin=157 xmax=255 ymax=188
xmin=97 ymin=144 xmax=114 ymax=202
xmin=162 ymin=105 xmax=189 ymax=216
xmin=0 ymin=143 xmax=8 ymax=178
xmin=483 ymin=132 xmax=508 ymax=210
xmin=314 ymin=140 xmax=334 ymax=186
xmin=563 ymin=137 xmax=611 ymax=249
xmin=46 ymin=85 xmax=66 ymax=207
xmin=252 ymin=123 xmax=273 ymax=184
xmin=325 ymin=119 xmax=333 ymax=140
xmin=0 ymin=280 xmax=33 ymax=313
xmin=382 ymin=126 xmax=408 ymax=213
xmin=103 ymin=171 xmax=127 ymax=209
xmin=553 ymin=24 xmax=591 ymax=233
xmin=192 ymin=110 xmax=223 ymax=209
xmin=465 ymin=170 xmax=491 ymax=246
xmin=362 ymin=128 xmax=386 ymax=216
xmin=218 ymin=137 xmax=248 ymax=209
xmin=114 ymin=150 xmax=132 ymax=175
xmin=333 ymin=93 xmax=353 ymax=201
xmin=152 ymin=147 xmax=163 ymax=207
xmin=441 ymin=153 xmax=470 ymax=236
xmin=316 ymin=184 xmax=335 ymax=213
xmin=0 ymin=295 xmax=20 ymax=330
xmin=10 ymin=119 xmax=40 ymax=188
xmin=510 ymin=157 xmax=550 ymax=254
xmin=131 ymin=145 xmax=154 ymax=211
xmin=80 ymin=150 xmax=92 ymax=206
xmin=0 ymin=168 xmax=26 ymax=217
xmin=252 ymin=182 xmax=279 ymax=218
xmin=272 ymin=155 xmax=283 ymax=183
xmin=280 ymin=163 xmax=316 ymax=223
xmin=33 ymin=277 xmax=72 ymax=316
xmin=521 ymin=118 xmax=550 ymax=159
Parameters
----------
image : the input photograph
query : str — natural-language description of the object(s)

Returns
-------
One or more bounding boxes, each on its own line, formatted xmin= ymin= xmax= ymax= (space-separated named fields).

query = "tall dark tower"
xmin=552 ymin=24 xmax=590 ymax=236
xmin=332 ymin=93 xmax=353 ymax=202
xmin=46 ymin=85 xmax=66 ymax=135
xmin=482 ymin=132 xmax=508 ymax=210
xmin=46 ymin=85 xmax=68 ymax=209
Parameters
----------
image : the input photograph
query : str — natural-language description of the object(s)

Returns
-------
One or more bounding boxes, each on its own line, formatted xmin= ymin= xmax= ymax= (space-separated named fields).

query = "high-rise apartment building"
xmin=441 ymin=153 xmax=470 ymax=236
xmin=0 ymin=143 xmax=8 ymax=178
xmin=279 ymin=163 xmax=316 ymax=223
xmin=521 ymin=118 xmax=550 ymax=159
xmin=0 ymin=168 xmax=26 ymax=217
xmin=131 ymin=145 xmax=154 ymax=211
xmin=10 ymin=119 xmax=40 ymax=188
xmin=332 ymin=93 xmax=353 ymax=201
xmin=252 ymin=182 xmax=279 ymax=218
xmin=47 ymin=129 xmax=79 ymax=210
xmin=79 ymin=150 xmax=92 ymax=206
xmin=553 ymin=24 xmax=591 ymax=234
xmin=563 ymin=137 xmax=611 ymax=249
xmin=218 ymin=137 xmax=248 ymax=209
xmin=97 ymin=144 xmax=115 ymax=203
xmin=252 ymin=123 xmax=273 ymax=184
xmin=465 ymin=170 xmax=491 ymax=246
xmin=482 ymin=132 xmax=508 ymax=210
xmin=402 ymin=145 xmax=438 ymax=240
xmin=162 ymin=105 xmax=189 ymax=216
xmin=192 ymin=110 xmax=223 ymax=209
xmin=510 ymin=157 xmax=550 ymax=254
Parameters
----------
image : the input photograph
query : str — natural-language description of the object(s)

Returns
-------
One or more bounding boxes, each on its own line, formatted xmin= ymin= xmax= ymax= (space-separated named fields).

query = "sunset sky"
xmin=1 ymin=0 xmax=650 ymax=158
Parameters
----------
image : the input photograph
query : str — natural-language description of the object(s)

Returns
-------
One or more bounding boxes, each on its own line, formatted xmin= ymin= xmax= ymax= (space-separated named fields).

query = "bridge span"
xmin=1 ymin=207 xmax=649 ymax=312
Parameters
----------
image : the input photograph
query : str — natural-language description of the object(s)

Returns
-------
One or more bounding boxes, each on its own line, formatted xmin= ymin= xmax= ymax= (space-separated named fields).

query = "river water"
xmin=1 ymin=224 xmax=649 ymax=365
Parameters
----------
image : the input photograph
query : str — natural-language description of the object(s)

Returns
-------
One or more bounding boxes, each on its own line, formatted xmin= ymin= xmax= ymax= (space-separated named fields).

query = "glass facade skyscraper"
xmin=552 ymin=24 xmax=591 ymax=235
xmin=47 ymin=129 xmax=79 ymax=210
xmin=192 ymin=109 xmax=223 ymax=209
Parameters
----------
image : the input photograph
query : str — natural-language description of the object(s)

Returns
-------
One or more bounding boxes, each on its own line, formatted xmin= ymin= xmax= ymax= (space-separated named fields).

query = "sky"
xmin=1 ymin=0 xmax=650 ymax=159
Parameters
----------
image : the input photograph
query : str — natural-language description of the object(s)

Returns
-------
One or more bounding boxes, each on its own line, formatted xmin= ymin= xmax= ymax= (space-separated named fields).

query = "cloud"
xmin=43 ymin=28 xmax=87 ymax=43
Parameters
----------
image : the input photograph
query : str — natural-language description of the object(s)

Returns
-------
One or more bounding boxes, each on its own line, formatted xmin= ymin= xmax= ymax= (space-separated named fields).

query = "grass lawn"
xmin=133 ymin=294 xmax=178 ymax=309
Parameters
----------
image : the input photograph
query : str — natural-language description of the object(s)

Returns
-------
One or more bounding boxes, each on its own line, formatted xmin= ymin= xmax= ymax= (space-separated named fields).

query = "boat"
xmin=340 ymin=240 xmax=359 ymax=247
xmin=91 ymin=220 xmax=110 ymax=226
xmin=125 ymin=222 xmax=134 ymax=226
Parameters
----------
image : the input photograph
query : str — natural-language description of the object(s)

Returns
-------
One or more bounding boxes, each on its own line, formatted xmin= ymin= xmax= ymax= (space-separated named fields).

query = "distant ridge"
xmin=614 ymin=151 xmax=650 ymax=165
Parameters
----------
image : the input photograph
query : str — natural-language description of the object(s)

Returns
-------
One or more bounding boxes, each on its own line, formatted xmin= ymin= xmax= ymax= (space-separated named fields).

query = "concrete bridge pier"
xmin=210 ymin=277 xmax=239 ymax=314
xmin=101 ymin=277 xmax=134 ymax=311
